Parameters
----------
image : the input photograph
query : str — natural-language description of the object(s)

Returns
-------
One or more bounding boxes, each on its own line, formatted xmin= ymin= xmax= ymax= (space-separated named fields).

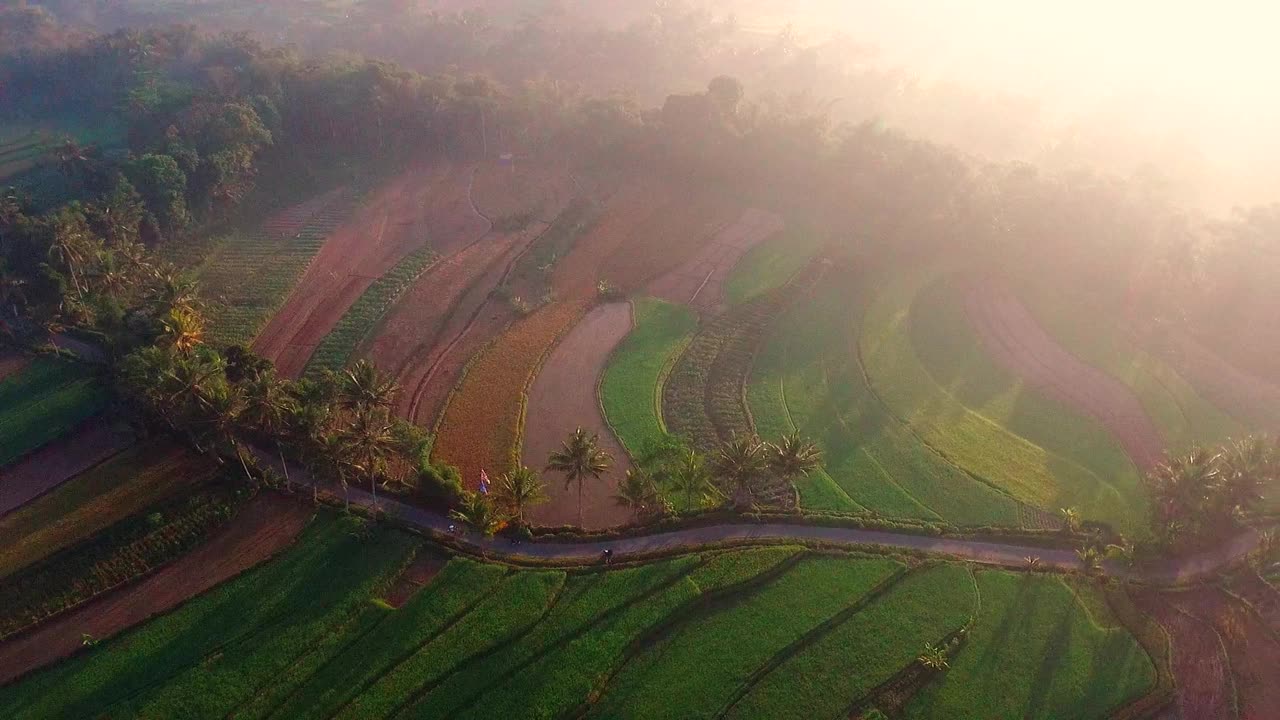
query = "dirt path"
xmin=522 ymin=302 xmax=634 ymax=529
xmin=648 ymin=207 xmax=783 ymax=313
xmin=1136 ymin=594 xmax=1236 ymax=720
xmin=0 ymin=419 xmax=131 ymax=517
xmin=962 ymin=281 xmax=1166 ymax=470
xmin=382 ymin=551 xmax=447 ymax=608
xmin=0 ymin=493 xmax=312 ymax=685
xmin=255 ymin=163 xmax=485 ymax=377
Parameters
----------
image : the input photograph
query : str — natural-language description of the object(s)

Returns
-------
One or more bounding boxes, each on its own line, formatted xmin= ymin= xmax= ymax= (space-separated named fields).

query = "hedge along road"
xmin=254 ymin=449 xmax=1267 ymax=586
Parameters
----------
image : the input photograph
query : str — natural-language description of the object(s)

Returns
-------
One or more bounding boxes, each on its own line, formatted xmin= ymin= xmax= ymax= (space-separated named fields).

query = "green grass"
xmin=1016 ymin=281 xmax=1245 ymax=449
xmin=447 ymin=547 xmax=802 ymax=720
xmin=0 ymin=357 xmax=108 ymax=466
xmin=302 ymin=246 xmax=439 ymax=377
xmin=908 ymin=277 xmax=1150 ymax=519
xmin=340 ymin=570 xmax=567 ymax=720
xmin=904 ymin=571 xmax=1156 ymax=720
xmin=747 ymin=276 xmax=1021 ymax=525
xmin=0 ymin=444 xmax=213 ymax=579
xmin=0 ymin=514 xmax=412 ymax=719
xmin=587 ymin=555 xmax=903 ymax=719
xmin=410 ymin=556 xmax=701 ymax=718
xmin=116 ymin=525 xmax=418 ymax=719
xmin=266 ymin=557 xmax=508 ymax=720
xmin=860 ymin=268 xmax=1145 ymax=535
xmin=601 ymin=298 xmax=698 ymax=457
xmin=724 ymin=225 xmax=823 ymax=305
xmin=724 ymin=563 xmax=977 ymax=720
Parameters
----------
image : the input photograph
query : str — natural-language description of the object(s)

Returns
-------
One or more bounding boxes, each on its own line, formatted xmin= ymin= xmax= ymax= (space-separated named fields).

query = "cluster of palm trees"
xmin=1148 ymin=435 xmax=1276 ymax=550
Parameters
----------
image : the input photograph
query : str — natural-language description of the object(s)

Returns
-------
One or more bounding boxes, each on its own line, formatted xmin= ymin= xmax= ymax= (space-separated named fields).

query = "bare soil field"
xmin=381 ymin=551 xmax=447 ymax=609
xmin=648 ymin=207 xmax=784 ymax=313
xmin=260 ymin=186 xmax=350 ymax=238
xmin=600 ymin=191 xmax=741 ymax=294
xmin=962 ymin=280 xmax=1165 ymax=470
xmin=1166 ymin=586 xmax=1280 ymax=720
xmin=522 ymin=302 xmax=634 ymax=529
xmin=1135 ymin=593 xmax=1235 ymax=720
xmin=471 ymin=160 xmax=576 ymax=223
xmin=1154 ymin=330 xmax=1280 ymax=431
xmin=0 ymin=419 xmax=131 ymax=517
xmin=255 ymin=163 xmax=487 ymax=377
xmin=0 ymin=493 xmax=312 ymax=685
xmin=431 ymin=181 xmax=677 ymax=486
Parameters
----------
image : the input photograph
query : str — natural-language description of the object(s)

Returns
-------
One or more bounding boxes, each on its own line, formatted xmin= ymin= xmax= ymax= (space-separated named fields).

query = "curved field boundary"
xmin=647 ymin=207 xmax=783 ymax=314
xmin=1014 ymin=282 xmax=1245 ymax=451
xmin=0 ymin=419 xmax=132 ymax=517
xmin=0 ymin=357 xmax=110 ymax=469
xmin=600 ymin=299 xmax=699 ymax=459
xmin=255 ymin=164 xmax=479 ymax=377
xmin=200 ymin=187 xmax=359 ymax=348
xmin=522 ymin=302 xmax=634 ymax=529
xmin=961 ymin=279 xmax=1165 ymax=470
xmin=859 ymin=268 xmax=1146 ymax=535
xmin=1153 ymin=329 xmax=1280 ymax=432
xmin=0 ymin=493 xmax=313 ymax=686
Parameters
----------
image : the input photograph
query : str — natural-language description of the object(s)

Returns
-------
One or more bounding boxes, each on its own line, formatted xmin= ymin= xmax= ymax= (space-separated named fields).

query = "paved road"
xmin=257 ymin=450 xmax=1264 ymax=586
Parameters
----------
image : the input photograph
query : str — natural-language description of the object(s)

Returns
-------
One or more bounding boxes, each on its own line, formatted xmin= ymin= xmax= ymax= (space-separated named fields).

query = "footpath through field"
xmin=258 ymin=451 xmax=1267 ymax=586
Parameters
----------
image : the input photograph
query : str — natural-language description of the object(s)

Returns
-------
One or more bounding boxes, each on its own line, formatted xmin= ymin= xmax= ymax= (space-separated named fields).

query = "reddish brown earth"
xmin=961 ymin=280 xmax=1165 ymax=470
xmin=1136 ymin=592 xmax=1235 ymax=720
xmin=370 ymin=164 xmax=575 ymax=428
xmin=523 ymin=302 xmax=635 ymax=529
xmin=600 ymin=191 xmax=741 ymax=295
xmin=381 ymin=551 xmax=447 ymax=608
xmin=0 ymin=493 xmax=312 ymax=685
xmin=1166 ymin=586 xmax=1280 ymax=720
xmin=255 ymin=163 xmax=487 ymax=377
xmin=0 ymin=351 xmax=30 ymax=383
xmin=648 ymin=207 xmax=784 ymax=313
xmin=1153 ymin=330 xmax=1280 ymax=432
xmin=0 ymin=419 xmax=132 ymax=517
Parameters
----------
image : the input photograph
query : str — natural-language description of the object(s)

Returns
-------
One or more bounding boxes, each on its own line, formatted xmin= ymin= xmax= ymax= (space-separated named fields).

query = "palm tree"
xmin=338 ymin=359 xmax=398 ymax=419
xmin=1217 ymin=436 xmax=1273 ymax=517
xmin=242 ymin=369 xmax=296 ymax=488
xmin=494 ymin=466 xmax=548 ymax=526
xmin=712 ymin=434 xmax=768 ymax=508
xmin=767 ymin=432 xmax=823 ymax=481
xmin=160 ymin=305 xmax=205 ymax=353
xmin=917 ymin=643 xmax=950 ymax=670
xmin=1076 ymin=545 xmax=1103 ymax=574
xmin=343 ymin=410 xmax=396 ymax=508
xmin=546 ymin=427 xmax=612 ymax=527
xmin=670 ymin=448 xmax=715 ymax=511
xmin=196 ymin=383 xmax=251 ymax=478
xmin=1059 ymin=507 xmax=1081 ymax=534
xmin=450 ymin=490 xmax=505 ymax=536
xmin=1024 ymin=556 xmax=1042 ymax=572
xmin=1151 ymin=447 xmax=1221 ymax=523
xmin=614 ymin=468 xmax=659 ymax=521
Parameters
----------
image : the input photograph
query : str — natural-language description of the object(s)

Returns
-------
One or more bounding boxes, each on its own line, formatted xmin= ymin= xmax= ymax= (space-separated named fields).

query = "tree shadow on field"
xmin=1024 ymin=598 xmax=1077 ymax=719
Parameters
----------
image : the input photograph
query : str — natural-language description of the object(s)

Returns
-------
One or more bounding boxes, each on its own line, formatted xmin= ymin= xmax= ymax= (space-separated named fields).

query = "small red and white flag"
xmin=478 ymin=469 xmax=490 ymax=495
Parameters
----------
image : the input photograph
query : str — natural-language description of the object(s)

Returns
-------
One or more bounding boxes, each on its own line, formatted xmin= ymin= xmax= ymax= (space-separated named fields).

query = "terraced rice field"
xmin=1016 ymin=280 xmax=1244 ymax=451
xmin=601 ymin=298 xmax=698 ymax=457
xmin=724 ymin=224 xmax=826 ymax=306
xmin=859 ymin=268 xmax=1147 ymax=535
xmin=0 ymin=129 xmax=54 ymax=181
xmin=0 ymin=356 xmax=109 ymax=468
xmin=0 ymin=538 xmax=1157 ymax=720
xmin=198 ymin=187 xmax=357 ymax=348
xmin=747 ymin=273 xmax=1021 ymax=524
xmin=0 ymin=419 xmax=133 ymax=517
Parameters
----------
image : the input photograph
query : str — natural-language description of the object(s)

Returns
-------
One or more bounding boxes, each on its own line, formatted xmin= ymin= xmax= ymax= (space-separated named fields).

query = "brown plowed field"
xmin=369 ymin=165 xmax=576 ymax=427
xmin=522 ymin=302 xmax=634 ymax=529
xmin=254 ymin=163 xmax=488 ymax=377
xmin=1135 ymin=593 xmax=1235 ymax=720
xmin=382 ymin=551 xmax=447 ymax=608
xmin=431 ymin=181 xmax=677 ymax=488
xmin=1156 ymin=330 xmax=1280 ymax=432
xmin=962 ymin=280 xmax=1165 ymax=470
xmin=471 ymin=160 xmax=576 ymax=223
xmin=600 ymin=191 xmax=740 ymax=294
xmin=0 ymin=493 xmax=312 ymax=685
xmin=647 ymin=207 xmax=783 ymax=312
xmin=0 ymin=351 xmax=29 ymax=383
xmin=0 ymin=419 xmax=131 ymax=517
xmin=1164 ymin=586 xmax=1280 ymax=720
xmin=261 ymin=187 xmax=350 ymax=238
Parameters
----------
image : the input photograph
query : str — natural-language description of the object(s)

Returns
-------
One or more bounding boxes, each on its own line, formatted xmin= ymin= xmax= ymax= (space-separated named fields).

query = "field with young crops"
xmin=0 ymin=357 xmax=109 ymax=467
xmin=0 ymin=532 xmax=1157 ymax=720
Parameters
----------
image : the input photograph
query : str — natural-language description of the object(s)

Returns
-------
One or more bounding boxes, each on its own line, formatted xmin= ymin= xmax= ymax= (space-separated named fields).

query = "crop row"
xmin=200 ymin=193 xmax=357 ymax=348
xmin=303 ymin=246 xmax=440 ymax=378
xmin=0 ymin=357 xmax=109 ymax=467
xmin=0 ymin=443 xmax=216 ymax=579
xmin=0 ymin=483 xmax=247 ymax=639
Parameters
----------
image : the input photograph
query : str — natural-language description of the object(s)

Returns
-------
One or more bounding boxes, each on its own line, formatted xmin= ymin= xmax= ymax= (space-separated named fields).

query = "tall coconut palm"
xmin=712 ymin=434 xmax=768 ymax=508
xmin=450 ymin=490 xmax=505 ymax=536
xmin=339 ymin=359 xmax=398 ymax=419
xmin=242 ymin=369 xmax=297 ymax=488
xmin=343 ymin=410 xmax=396 ymax=508
xmin=317 ymin=432 xmax=354 ymax=510
xmin=1217 ymin=436 xmax=1273 ymax=517
xmin=160 ymin=305 xmax=205 ymax=353
xmin=1151 ymin=446 xmax=1221 ymax=523
xmin=493 ymin=466 xmax=548 ymax=526
xmin=670 ymin=448 xmax=714 ymax=511
xmin=546 ymin=427 xmax=612 ymax=527
xmin=614 ymin=468 xmax=659 ymax=521
xmin=767 ymin=432 xmax=823 ymax=482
